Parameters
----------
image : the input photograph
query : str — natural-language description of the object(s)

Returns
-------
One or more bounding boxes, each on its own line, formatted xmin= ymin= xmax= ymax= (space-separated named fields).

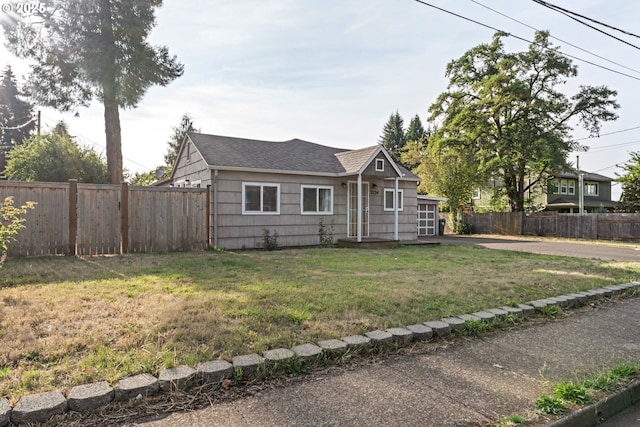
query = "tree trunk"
xmin=104 ymin=99 xmax=123 ymax=184
xmin=100 ymin=0 xmax=123 ymax=184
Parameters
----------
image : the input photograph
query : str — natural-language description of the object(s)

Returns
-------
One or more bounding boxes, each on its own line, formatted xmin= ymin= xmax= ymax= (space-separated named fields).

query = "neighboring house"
xmin=546 ymin=169 xmax=618 ymax=213
xmin=166 ymin=133 xmax=427 ymax=249
xmin=471 ymin=169 xmax=618 ymax=213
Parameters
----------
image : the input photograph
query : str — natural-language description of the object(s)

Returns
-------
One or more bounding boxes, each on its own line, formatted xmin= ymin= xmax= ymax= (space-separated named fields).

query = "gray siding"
xmin=213 ymin=171 xmax=417 ymax=249
xmin=171 ymin=140 xmax=212 ymax=188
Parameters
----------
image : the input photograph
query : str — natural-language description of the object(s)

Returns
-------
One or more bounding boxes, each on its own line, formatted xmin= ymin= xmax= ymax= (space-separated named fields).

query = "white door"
xmin=348 ymin=182 xmax=369 ymax=237
xmin=417 ymin=203 xmax=436 ymax=236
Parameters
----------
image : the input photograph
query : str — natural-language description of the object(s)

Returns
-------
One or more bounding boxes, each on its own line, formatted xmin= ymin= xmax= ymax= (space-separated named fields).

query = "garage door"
xmin=417 ymin=203 xmax=436 ymax=236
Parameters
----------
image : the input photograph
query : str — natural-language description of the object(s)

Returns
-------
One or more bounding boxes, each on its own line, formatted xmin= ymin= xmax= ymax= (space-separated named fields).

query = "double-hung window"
xmin=584 ymin=182 xmax=599 ymax=196
xmin=384 ymin=189 xmax=403 ymax=211
xmin=301 ymin=186 xmax=333 ymax=214
xmin=243 ymin=183 xmax=280 ymax=214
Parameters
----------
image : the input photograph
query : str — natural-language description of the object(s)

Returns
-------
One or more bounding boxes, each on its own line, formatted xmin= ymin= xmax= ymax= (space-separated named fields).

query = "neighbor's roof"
xmin=186 ymin=133 xmax=419 ymax=180
xmin=556 ymin=169 xmax=614 ymax=182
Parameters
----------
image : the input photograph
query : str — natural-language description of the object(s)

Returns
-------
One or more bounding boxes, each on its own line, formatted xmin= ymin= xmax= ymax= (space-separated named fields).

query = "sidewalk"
xmin=122 ymin=294 xmax=640 ymax=427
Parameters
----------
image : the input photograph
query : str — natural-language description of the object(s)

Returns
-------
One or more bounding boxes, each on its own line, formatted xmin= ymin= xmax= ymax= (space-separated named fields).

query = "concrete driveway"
xmin=436 ymin=235 xmax=640 ymax=262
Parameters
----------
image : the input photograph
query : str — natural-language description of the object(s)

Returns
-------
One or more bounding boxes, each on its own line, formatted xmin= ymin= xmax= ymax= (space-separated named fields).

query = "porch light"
xmin=341 ymin=182 xmax=347 ymax=188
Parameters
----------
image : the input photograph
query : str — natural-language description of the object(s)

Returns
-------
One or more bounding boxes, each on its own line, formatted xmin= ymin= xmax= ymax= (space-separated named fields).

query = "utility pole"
xmin=37 ymin=110 xmax=41 ymax=135
xmin=577 ymin=155 xmax=584 ymax=216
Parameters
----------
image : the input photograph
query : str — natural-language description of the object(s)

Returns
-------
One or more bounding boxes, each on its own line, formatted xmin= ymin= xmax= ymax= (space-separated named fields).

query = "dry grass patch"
xmin=0 ymin=245 xmax=637 ymax=401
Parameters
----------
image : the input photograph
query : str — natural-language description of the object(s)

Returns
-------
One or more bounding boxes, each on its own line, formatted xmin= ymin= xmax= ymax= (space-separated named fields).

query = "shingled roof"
xmin=186 ymin=133 xmax=419 ymax=179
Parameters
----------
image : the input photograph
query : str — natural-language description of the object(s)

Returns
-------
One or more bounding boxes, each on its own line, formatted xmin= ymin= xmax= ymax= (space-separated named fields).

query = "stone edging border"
xmin=0 ymin=282 xmax=638 ymax=426
xmin=546 ymin=378 xmax=640 ymax=427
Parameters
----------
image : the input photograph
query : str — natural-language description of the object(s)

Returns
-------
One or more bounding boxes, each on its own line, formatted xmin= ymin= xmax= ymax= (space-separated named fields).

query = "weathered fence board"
xmin=0 ymin=182 xmax=69 ymax=256
xmin=464 ymin=211 xmax=640 ymax=241
xmin=0 ymin=181 xmax=209 ymax=257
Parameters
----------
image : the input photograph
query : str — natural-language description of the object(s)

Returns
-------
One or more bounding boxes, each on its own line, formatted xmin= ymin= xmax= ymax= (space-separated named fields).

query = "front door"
xmin=348 ymin=181 xmax=369 ymax=238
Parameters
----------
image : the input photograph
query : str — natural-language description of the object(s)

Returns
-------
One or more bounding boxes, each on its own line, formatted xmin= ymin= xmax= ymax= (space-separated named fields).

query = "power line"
xmin=39 ymin=113 xmax=154 ymax=171
xmin=585 ymin=140 xmax=640 ymax=154
xmin=576 ymin=125 xmax=640 ymax=141
xmin=531 ymin=0 xmax=640 ymax=51
xmin=470 ymin=0 xmax=640 ymax=76
xmin=0 ymin=117 xmax=36 ymax=130
xmin=411 ymin=0 xmax=640 ymax=81
xmin=531 ymin=0 xmax=640 ymax=39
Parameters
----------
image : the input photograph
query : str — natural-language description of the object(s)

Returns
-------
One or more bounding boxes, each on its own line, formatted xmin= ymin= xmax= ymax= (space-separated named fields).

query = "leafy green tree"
xmin=3 ymin=0 xmax=184 ymax=184
xmin=428 ymin=31 xmax=619 ymax=211
xmin=0 ymin=65 xmax=35 ymax=171
xmin=616 ymin=151 xmax=640 ymax=212
xmin=4 ymin=127 xmax=109 ymax=183
xmin=378 ymin=111 xmax=406 ymax=162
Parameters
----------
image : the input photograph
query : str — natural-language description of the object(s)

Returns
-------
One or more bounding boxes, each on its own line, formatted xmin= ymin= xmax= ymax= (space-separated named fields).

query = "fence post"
xmin=206 ymin=185 xmax=211 ymax=248
xmin=68 ymin=179 xmax=77 ymax=255
xmin=120 ymin=182 xmax=129 ymax=254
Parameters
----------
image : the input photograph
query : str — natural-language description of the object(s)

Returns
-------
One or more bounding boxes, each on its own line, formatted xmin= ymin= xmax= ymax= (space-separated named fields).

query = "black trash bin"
xmin=438 ymin=219 xmax=446 ymax=235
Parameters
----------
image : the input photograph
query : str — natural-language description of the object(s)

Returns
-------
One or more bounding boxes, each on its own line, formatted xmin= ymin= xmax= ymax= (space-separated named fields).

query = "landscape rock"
xmin=406 ymin=324 xmax=433 ymax=341
xmin=232 ymin=354 xmax=266 ymax=380
xmin=441 ymin=317 xmax=466 ymax=330
xmin=11 ymin=390 xmax=67 ymax=425
xmin=317 ymin=339 xmax=348 ymax=354
xmin=499 ymin=306 xmax=523 ymax=317
xmin=67 ymin=381 xmax=114 ymax=412
xmin=386 ymin=327 xmax=413 ymax=344
xmin=424 ymin=320 xmax=451 ymax=336
xmin=115 ymin=373 xmax=159 ymax=401
xmin=263 ymin=348 xmax=296 ymax=364
xmin=341 ymin=335 xmax=371 ymax=351
xmin=470 ymin=311 xmax=496 ymax=321
xmin=291 ymin=344 xmax=323 ymax=362
xmin=0 ymin=399 xmax=10 ymax=427
xmin=158 ymin=365 xmax=197 ymax=391
xmin=196 ymin=360 xmax=234 ymax=385
xmin=364 ymin=330 xmax=394 ymax=345
xmin=458 ymin=314 xmax=482 ymax=322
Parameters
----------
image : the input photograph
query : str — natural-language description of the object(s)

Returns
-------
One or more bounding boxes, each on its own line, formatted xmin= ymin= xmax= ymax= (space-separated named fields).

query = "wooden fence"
xmin=0 ymin=180 xmax=210 ymax=256
xmin=462 ymin=212 xmax=640 ymax=241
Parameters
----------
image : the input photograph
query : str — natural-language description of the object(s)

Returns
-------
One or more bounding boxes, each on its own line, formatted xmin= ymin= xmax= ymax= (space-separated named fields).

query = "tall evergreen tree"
xmin=0 ymin=65 xmax=35 ymax=172
xmin=164 ymin=113 xmax=197 ymax=167
xmin=3 ymin=0 xmax=184 ymax=184
xmin=405 ymin=114 xmax=425 ymax=144
xmin=378 ymin=111 xmax=406 ymax=162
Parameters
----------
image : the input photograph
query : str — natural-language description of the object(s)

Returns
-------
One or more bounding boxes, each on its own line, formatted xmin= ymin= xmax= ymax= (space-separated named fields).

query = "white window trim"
xmin=242 ymin=182 xmax=280 ymax=215
xmin=384 ymin=189 xmax=404 ymax=211
xmin=568 ymin=181 xmax=575 ymax=195
xmin=191 ymin=180 xmax=202 ymax=188
xmin=375 ymin=159 xmax=384 ymax=172
xmin=300 ymin=185 xmax=334 ymax=215
xmin=560 ymin=179 xmax=568 ymax=195
xmin=552 ymin=180 xmax=560 ymax=195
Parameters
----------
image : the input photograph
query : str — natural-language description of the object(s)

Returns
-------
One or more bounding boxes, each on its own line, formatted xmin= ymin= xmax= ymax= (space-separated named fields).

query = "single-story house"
xmin=166 ymin=133 xmax=438 ymax=249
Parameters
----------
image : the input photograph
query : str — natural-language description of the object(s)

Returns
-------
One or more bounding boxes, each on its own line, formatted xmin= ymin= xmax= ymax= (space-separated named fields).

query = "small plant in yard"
xmin=459 ymin=319 xmax=492 ymax=337
xmin=0 ymin=196 xmax=36 ymax=266
xmin=553 ymin=381 xmax=591 ymax=404
xmin=262 ymin=228 xmax=279 ymax=250
xmin=535 ymin=395 xmax=568 ymax=415
xmin=318 ymin=217 xmax=335 ymax=247
xmin=540 ymin=304 xmax=561 ymax=319
xmin=497 ymin=414 xmax=527 ymax=426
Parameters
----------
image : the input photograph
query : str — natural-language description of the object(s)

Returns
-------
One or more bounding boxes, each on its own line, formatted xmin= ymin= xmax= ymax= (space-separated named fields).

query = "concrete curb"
xmin=4 ymin=281 xmax=639 ymax=425
xmin=546 ymin=379 xmax=640 ymax=427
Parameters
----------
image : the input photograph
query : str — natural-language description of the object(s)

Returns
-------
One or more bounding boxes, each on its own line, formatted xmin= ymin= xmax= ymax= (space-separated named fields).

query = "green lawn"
xmin=0 ymin=245 xmax=637 ymax=402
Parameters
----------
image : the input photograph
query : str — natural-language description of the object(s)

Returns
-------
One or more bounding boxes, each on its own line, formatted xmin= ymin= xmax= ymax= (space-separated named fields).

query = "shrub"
xmin=0 ymin=196 xmax=36 ymax=266
xmin=318 ymin=218 xmax=335 ymax=247
xmin=262 ymin=228 xmax=279 ymax=251
xmin=455 ymin=221 xmax=474 ymax=235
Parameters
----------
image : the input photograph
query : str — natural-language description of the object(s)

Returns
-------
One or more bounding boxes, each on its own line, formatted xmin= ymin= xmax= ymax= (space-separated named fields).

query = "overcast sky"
xmin=1 ymin=0 xmax=639 ymax=199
